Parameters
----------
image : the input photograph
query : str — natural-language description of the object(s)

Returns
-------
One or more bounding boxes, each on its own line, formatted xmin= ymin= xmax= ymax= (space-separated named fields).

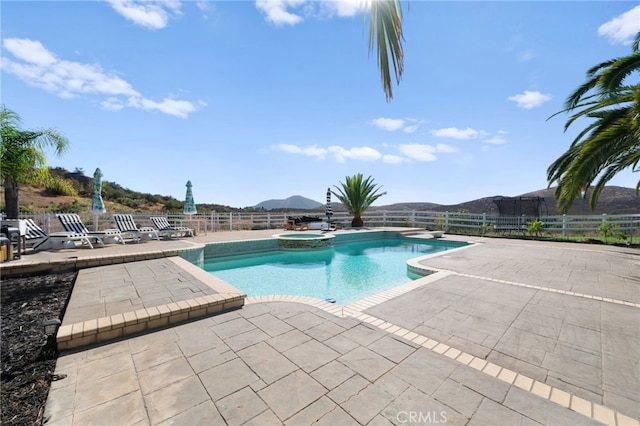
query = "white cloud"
xmin=1 ymin=37 xmax=202 ymax=118
xmin=382 ymin=154 xmax=406 ymax=164
xmin=107 ymin=0 xmax=182 ymax=30
xmin=328 ymin=145 xmax=381 ymax=162
xmin=371 ymin=117 xmax=405 ymax=131
xmin=256 ymin=0 xmax=369 ymax=24
xmin=272 ymin=143 xmax=327 ymax=158
xmin=517 ymin=49 xmax=536 ymax=63
xmin=403 ymin=125 xmax=418 ymax=134
xmin=484 ymin=136 xmax=507 ymax=145
xmin=398 ymin=144 xmax=437 ymax=162
xmin=435 ymin=143 xmax=458 ymax=153
xmin=321 ymin=0 xmax=369 ymax=17
xmin=598 ymin=5 xmax=640 ymax=45
xmin=255 ymin=0 xmax=305 ymax=26
xmin=431 ymin=127 xmax=484 ymax=140
xmin=507 ymin=90 xmax=552 ymax=109
xmin=271 ymin=143 xmax=382 ymax=162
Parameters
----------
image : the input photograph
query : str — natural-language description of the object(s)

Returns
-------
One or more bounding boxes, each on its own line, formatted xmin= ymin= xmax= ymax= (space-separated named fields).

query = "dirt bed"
xmin=1 ymin=272 xmax=76 ymax=425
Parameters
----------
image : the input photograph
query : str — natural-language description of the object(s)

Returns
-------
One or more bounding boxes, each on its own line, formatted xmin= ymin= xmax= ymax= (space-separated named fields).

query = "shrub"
xmin=43 ymin=176 xmax=78 ymax=196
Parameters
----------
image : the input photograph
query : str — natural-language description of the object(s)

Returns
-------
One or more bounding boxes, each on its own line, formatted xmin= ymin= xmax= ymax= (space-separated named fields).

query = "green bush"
xmin=44 ymin=176 xmax=78 ymax=196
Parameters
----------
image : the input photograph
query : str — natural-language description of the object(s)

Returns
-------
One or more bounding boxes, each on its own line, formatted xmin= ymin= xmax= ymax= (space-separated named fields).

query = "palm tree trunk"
xmin=351 ymin=216 xmax=364 ymax=228
xmin=3 ymin=180 xmax=19 ymax=218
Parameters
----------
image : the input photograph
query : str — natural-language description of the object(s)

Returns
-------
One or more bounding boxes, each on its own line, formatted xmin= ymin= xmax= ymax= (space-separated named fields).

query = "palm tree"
xmin=547 ymin=32 xmax=640 ymax=213
xmin=0 ymin=106 xmax=69 ymax=218
xmin=367 ymin=0 xmax=405 ymax=101
xmin=332 ymin=173 xmax=386 ymax=227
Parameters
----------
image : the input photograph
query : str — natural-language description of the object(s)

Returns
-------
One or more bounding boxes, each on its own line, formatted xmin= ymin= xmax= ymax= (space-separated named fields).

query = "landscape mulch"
xmin=1 ymin=272 xmax=76 ymax=426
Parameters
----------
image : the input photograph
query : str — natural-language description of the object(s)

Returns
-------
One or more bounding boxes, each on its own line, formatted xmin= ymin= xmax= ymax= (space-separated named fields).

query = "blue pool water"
xmin=203 ymin=238 xmax=465 ymax=305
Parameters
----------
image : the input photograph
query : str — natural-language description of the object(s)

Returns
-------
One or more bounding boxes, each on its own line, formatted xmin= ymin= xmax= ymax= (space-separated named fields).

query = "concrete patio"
xmin=2 ymin=230 xmax=638 ymax=425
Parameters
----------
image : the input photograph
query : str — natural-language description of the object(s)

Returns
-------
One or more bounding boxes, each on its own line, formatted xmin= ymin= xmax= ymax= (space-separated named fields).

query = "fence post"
xmin=229 ymin=212 xmax=233 ymax=231
xmin=562 ymin=214 xmax=567 ymax=237
xmin=411 ymin=211 xmax=416 ymax=227
xmin=482 ymin=213 xmax=487 ymax=235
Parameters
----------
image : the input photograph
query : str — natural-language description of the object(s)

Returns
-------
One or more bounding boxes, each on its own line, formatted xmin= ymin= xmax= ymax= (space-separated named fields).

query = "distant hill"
xmin=307 ymin=186 xmax=638 ymax=215
xmin=254 ymin=195 xmax=323 ymax=211
xmin=376 ymin=186 xmax=638 ymax=215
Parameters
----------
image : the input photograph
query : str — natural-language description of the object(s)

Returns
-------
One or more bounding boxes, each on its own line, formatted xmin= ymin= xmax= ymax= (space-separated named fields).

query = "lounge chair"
xmin=150 ymin=216 xmax=194 ymax=238
xmin=112 ymin=214 xmax=160 ymax=242
xmin=23 ymin=219 xmax=104 ymax=251
xmin=56 ymin=213 xmax=125 ymax=245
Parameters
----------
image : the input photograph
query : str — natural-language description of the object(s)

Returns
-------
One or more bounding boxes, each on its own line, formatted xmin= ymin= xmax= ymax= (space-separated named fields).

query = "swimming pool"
xmin=203 ymin=237 xmax=467 ymax=305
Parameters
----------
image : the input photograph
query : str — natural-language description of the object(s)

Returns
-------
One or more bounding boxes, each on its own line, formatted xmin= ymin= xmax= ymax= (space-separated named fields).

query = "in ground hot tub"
xmin=273 ymin=233 xmax=335 ymax=250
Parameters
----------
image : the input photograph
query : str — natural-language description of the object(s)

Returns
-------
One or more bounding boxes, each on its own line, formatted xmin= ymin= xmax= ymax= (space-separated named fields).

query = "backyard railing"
xmin=16 ymin=210 xmax=640 ymax=243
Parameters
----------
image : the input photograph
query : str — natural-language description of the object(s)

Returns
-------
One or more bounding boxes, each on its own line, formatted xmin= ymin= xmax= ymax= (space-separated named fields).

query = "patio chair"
xmin=23 ymin=219 xmax=104 ymax=251
xmin=150 ymin=216 xmax=194 ymax=239
xmin=112 ymin=214 xmax=160 ymax=242
xmin=56 ymin=213 xmax=126 ymax=245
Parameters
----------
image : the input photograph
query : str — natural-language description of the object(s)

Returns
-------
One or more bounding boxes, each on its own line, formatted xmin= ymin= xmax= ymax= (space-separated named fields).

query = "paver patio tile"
xmin=283 ymin=311 xmax=327 ymax=331
xmin=131 ymin=340 xmax=183 ymax=371
xmin=237 ymin=341 xmax=298 ymax=385
xmin=138 ymin=356 xmax=194 ymax=395
xmin=341 ymin=382 xmax=395 ymax=424
xmin=381 ymin=386 xmax=467 ymax=426
xmin=449 ymin=366 xmax=510 ymax=403
xmin=432 ymin=378 xmax=483 ymax=418
xmin=224 ymin=327 xmax=270 ymax=351
xmin=310 ymin=360 xmax=356 ymax=390
xmin=258 ymin=370 xmax=326 ymax=421
xmin=216 ymin=386 xmax=269 ymax=425
xmin=305 ymin=320 xmax=347 ymax=342
xmin=75 ymin=352 xmax=134 ymax=383
xmin=283 ymin=339 xmax=340 ymax=373
xmin=339 ymin=323 xmax=386 ymax=347
xmin=389 ymin=348 xmax=456 ymax=395
xmin=247 ymin=313 xmax=294 ymax=337
xmin=145 ymin=376 xmax=210 ymax=424
xmin=156 ymin=400 xmax=224 ymax=426
xmin=212 ymin=317 xmax=257 ymax=339
xmin=504 ymin=387 xmax=603 ymax=425
xmin=367 ymin=335 xmax=418 ymax=363
xmin=314 ymin=406 xmax=359 ymax=425
xmin=187 ymin=346 xmax=236 ymax=374
xmin=327 ymin=374 xmax=371 ymax=405
xmin=266 ymin=329 xmax=312 ymax=353
xmin=243 ymin=409 xmax=282 ymax=425
xmin=199 ymin=358 xmax=260 ymax=401
xmin=72 ymin=390 xmax=147 ymax=426
xmin=466 ymin=398 xmax=541 ymax=426
xmin=339 ymin=346 xmax=396 ymax=382
xmin=323 ymin=333 xmax=361 ymax=354
xmin=284 ymin=396 xmax=338 ymax=426
xmin=74 ymin=369 xmax=139 ymax=413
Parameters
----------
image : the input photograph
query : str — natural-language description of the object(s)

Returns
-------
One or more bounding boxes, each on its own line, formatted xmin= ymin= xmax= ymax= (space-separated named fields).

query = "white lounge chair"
xmin=23 ymin=219 xmax=103 ymax=251
xmin=56 ymin=213 xmax=125 ymax=245
xmin=112 ymin=214 xmax=160 ymax=242
xmin=150 ymin=216 xmax=194 ymax=239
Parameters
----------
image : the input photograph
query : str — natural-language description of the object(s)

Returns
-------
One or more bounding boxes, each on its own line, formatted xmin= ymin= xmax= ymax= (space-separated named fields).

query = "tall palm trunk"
xmin=3 ymin=179 xmax=19 ymax=218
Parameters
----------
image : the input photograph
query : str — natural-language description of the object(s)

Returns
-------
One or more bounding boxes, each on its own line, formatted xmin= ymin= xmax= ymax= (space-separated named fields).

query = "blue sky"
xmin=2 ymin=1 xmax=639 ymax=208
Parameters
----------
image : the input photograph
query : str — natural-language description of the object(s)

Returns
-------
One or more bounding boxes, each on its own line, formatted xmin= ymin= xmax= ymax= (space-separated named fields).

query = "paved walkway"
xmin=8 ymin=231 xmax=637 ymax=425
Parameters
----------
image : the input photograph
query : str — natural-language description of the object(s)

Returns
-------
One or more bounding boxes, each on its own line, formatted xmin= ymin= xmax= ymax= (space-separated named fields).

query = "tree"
xmin=0 ymin=106 xmax=69 ymax=218
xmin=332 ymin=173 xmax=386 ymax=227
xmin=547 ymin=32 xmax=640 ymax=213
xmin=367 ymin=0 xmax=405 ymax=101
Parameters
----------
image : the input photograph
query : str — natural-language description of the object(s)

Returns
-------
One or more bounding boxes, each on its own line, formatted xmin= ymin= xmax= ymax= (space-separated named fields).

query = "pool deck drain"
xmin=3 ymin=229 xmax=637 ymax=425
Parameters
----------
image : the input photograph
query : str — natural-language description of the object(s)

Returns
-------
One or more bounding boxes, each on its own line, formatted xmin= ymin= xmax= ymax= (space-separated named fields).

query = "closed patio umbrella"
xmin=90 ymin=168 xmax=106 ymax=231
xmin=184 ymin=180 xmax=197 ymax=215
xmin=326 ymin=187 xmax=333 ymax=223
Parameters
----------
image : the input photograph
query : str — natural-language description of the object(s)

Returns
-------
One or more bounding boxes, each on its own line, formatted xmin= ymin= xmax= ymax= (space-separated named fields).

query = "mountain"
xmin=254 ymin=195 xmax=323 ymax=210
xmin=376 ymin=186 xmax=639 ymax=215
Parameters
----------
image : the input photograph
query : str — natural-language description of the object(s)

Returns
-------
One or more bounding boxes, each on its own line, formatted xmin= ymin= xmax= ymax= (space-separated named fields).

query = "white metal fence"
xmin=19 ymin=210 xmax=640 ymax=242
